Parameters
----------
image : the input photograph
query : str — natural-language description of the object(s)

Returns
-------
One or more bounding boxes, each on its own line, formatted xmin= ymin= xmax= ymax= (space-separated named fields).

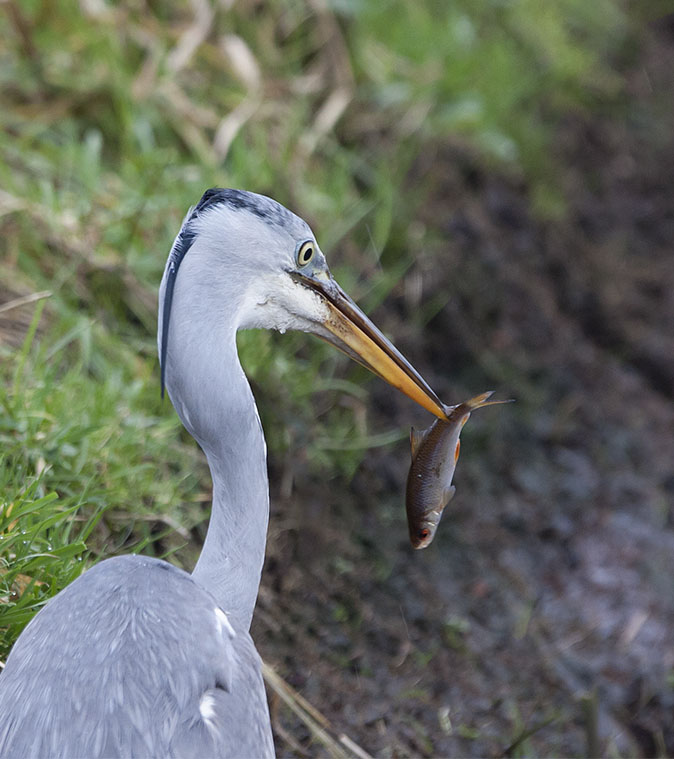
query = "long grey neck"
xmin=167 ymin=327 xmax=269 ymax=632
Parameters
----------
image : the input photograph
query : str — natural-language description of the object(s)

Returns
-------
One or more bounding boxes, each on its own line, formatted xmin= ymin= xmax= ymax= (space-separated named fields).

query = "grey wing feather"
xmin=170 ymin=635 xmax=274 ymax=758
xmin=0 ymin=554 xmax=274 ymax=759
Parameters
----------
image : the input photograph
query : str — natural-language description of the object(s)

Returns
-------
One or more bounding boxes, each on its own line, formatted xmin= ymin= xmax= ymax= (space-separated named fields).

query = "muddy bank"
xmin=255 ymin=23 xmax=674 ymax=758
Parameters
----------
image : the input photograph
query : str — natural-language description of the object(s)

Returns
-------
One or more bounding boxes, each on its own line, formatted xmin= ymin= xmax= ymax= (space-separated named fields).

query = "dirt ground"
xmin=253 ymin=22 xmax=674 ymax=758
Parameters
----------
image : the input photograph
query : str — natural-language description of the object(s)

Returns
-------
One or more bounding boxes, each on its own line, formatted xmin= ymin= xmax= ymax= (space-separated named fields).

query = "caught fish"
xmin=405 ymin=391 xmax=512 ymax=549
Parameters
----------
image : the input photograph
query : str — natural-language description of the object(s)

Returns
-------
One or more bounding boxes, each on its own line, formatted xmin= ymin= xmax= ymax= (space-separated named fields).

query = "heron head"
xmin=159 ymin=188 xmax=446 ymax=419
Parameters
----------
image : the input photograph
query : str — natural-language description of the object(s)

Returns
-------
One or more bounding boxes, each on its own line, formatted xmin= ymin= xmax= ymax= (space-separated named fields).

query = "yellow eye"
xmin=296 ymin=240 xmax=315 ymax=267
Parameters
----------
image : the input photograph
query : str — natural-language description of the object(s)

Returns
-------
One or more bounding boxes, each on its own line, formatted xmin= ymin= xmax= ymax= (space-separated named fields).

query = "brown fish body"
xmin=405 ymin=391 xmax=510 ymax=549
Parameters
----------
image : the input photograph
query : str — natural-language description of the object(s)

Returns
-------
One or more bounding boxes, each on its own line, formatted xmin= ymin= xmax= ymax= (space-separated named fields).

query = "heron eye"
xmin=418 ymin=528 xmax=430 ymax=540
xmin=297 ymin=241 xmax=315 ymax=267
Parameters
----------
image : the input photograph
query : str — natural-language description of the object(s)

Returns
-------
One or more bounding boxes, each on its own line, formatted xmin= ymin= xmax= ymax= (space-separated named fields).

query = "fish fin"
xmin=409 ymin=427 xmax=426 ymax=457
xmin=442 ymin=485 xmax=456 ymax=508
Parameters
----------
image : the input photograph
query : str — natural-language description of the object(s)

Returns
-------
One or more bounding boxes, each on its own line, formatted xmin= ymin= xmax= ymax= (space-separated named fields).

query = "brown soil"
xmin=254 ymin=22 xmax=674 ymax=759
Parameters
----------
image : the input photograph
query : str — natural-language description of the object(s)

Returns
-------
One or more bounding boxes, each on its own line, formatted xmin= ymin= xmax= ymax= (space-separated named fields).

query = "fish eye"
xmin=296 ymin=240 xmax=315 ymax=267
xmin=418 ymin=528 xmax=430 ymax=541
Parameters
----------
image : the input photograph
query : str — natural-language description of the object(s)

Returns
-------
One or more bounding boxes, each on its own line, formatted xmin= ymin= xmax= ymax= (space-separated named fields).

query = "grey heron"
xmin=0 ymin=189 xmax=446 ymax=758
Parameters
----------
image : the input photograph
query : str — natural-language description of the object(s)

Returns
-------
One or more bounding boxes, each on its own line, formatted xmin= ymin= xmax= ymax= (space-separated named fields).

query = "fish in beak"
xmin=292 ymin=270 xmax=447 ymax=420
xmin=406 ymin=391 xmax=513 ymax=549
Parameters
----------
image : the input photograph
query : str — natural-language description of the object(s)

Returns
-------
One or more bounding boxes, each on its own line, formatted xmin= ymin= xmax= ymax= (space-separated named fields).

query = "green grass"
xmin=0 ymin=296 xmax=206 ymax=656
xmin=1 ymin=0 xmax=633 ymax=666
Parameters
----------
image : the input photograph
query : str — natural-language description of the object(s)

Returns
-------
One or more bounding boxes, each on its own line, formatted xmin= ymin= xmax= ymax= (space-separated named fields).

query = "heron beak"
xmin=292 ymin=271 xmax=447 ymax=420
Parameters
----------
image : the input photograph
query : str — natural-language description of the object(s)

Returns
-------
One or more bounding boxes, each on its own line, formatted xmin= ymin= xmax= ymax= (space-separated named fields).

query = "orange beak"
xmin=292 ymin=271 xmax=447 ymax=420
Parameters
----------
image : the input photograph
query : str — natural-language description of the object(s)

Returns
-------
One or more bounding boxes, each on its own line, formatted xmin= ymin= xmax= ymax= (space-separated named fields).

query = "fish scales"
xmin=405 ymin=391 xmax=512 ymax=549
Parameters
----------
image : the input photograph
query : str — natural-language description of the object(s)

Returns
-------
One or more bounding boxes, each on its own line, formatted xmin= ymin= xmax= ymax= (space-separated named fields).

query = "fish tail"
xmin=441 ymin=392 xmax=514 ymax=419
xmin=441 ymin=392 xmax=514 ymax=417
xmin=465 ymin=391 xmax=515 ymax=410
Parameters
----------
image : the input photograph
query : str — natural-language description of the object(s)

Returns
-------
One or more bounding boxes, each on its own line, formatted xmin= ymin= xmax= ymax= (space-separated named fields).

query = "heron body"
xmin=0 ymin=556 xmax=271 ymax=757
xmin=0 ymin=189 xmax=445 ymax=757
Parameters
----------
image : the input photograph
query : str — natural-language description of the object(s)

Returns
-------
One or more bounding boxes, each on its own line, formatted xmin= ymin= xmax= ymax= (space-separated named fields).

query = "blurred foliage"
xmin=347 ymin=0 xmax=626 ymax=214
xmin=0 ymin=0 xmax=635 ymax=660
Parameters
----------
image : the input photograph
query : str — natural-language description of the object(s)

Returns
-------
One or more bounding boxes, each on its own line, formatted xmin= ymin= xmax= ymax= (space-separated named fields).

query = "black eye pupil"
xmin=419 ymin=529 xmax=429 ymax=539
xmin=299 ymin=244 xmax=313 ymax=265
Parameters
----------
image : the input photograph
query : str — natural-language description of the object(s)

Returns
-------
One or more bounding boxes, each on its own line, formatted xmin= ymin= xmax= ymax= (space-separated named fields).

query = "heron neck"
xmin=181 ymin=335 xmax=269 ymax=632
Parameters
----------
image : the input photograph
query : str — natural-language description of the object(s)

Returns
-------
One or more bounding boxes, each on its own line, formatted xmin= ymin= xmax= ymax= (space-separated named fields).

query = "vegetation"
xmin=0 ymin=0 xmax=629 ymax=666
xmin=1 ymin=0 xmax=652 ymax=753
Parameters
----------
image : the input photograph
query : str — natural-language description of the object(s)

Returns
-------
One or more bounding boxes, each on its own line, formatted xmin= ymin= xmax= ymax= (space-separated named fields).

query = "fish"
xmin=405 ymin=391 xmax=512 ymax=549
